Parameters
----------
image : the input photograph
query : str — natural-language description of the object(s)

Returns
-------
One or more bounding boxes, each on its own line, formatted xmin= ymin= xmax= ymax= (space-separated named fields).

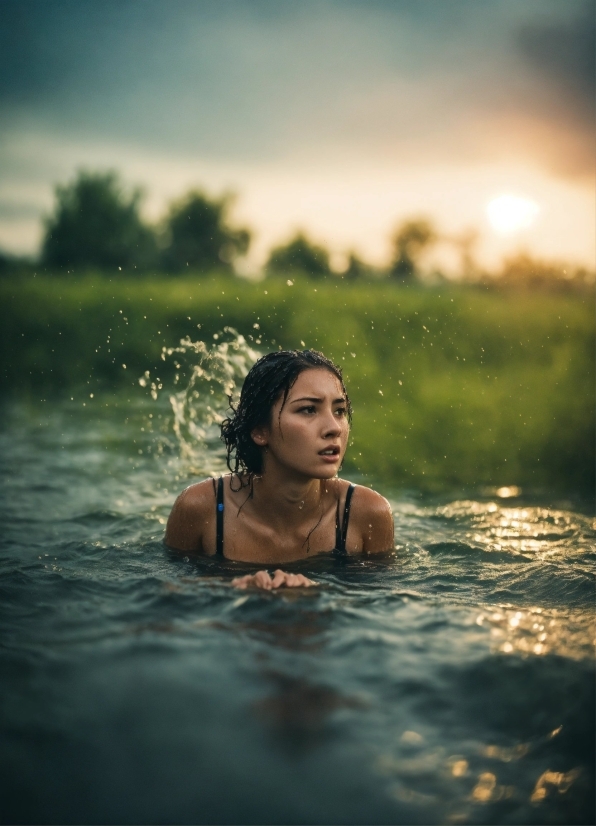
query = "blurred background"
xmin=0 ymin=0 xmax=594 ymax=496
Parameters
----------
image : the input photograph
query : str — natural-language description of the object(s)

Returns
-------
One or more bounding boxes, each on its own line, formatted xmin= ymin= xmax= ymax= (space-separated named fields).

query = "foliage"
xmin=266 ymin=233 xmax=331 ymax=277
xmin=483 ymin=252 xmax=595 ymax=292
xmin=1 ymin=274 xmax=593 ymax=496
xmin=341 ymin=252 xmax=375 ymax=280
xmin=390 ymin=217 xmax=437 ymax=279
xmin=160 ymin=191 xmax=250 ymax=273
xmin=31 ymin=169 xmax=596 ymax=291
xmin=41 ymin=170 xmax=157 ymax=271
xmin=0 ymin=250 xmax=35 ymax=275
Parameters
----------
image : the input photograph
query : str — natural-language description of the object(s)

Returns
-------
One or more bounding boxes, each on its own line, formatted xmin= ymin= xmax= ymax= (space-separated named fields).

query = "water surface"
xmin=0 ymin=393 xmax=594 ymax=825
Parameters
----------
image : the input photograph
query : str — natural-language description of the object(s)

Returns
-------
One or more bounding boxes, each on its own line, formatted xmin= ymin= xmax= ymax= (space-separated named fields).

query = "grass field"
xmin=1 ymin=272 xmax=593 ymax=494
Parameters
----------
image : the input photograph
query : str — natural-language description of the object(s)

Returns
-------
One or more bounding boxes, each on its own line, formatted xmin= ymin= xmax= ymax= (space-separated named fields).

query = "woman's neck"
xmin=248 ymin=471 xmax=332 ymax=526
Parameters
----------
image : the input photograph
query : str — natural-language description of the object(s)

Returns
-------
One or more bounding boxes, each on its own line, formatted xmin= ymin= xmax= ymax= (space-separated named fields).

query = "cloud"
xmin=1 ymin=0 xmax=591 ymax=171
xmin=517 ymin=1 xmax=594 ymax=123
xmin=513 ymin=0 xmax=595 ymax=177
xmin=0 ymin=1 xmax=593 ymax=262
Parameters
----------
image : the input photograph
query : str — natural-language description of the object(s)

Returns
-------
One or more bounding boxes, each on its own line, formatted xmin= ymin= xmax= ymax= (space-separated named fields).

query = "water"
xmin=1 ymin=341 xmax=594 ymax=824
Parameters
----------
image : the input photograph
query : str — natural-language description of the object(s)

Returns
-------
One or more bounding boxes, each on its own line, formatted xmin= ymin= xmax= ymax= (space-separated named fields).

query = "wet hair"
xmin=221 ymin=349 xmax=352 ymax=478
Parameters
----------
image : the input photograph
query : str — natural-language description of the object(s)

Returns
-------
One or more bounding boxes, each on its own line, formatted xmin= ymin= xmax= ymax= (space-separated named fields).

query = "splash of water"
xmin=140 ymin=327 xmax=259 ymax=476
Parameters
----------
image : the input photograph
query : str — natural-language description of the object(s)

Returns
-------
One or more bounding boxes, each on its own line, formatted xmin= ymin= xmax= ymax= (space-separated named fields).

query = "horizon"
xmin=1 ymin=0 xmax=594 ymax=273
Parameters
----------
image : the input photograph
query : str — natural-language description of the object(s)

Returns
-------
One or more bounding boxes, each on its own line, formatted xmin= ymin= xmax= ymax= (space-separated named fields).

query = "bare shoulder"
xmin=164 ymin=478 xmax=217 ymax=553
xmin=349 ymin=483 xmax=394 ymax=554
xmin=350 ymin=483 xmax=391 ymax=512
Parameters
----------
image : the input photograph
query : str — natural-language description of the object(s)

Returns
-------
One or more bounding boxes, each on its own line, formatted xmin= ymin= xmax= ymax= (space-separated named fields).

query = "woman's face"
xmin=252 ymin=367 xmax=350 ymax=479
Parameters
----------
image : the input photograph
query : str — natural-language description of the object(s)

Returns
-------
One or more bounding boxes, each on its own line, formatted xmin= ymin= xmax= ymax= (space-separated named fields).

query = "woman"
xmin=165 ymin=349 xmax=394 ymax=588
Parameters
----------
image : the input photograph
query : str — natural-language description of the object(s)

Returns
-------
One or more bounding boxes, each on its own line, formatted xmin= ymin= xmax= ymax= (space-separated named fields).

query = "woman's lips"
xmin=318 ymin=447 xmax=341 ymax=462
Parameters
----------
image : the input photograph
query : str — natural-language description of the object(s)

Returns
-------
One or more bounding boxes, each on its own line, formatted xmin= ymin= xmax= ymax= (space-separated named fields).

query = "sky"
xmin=0 ymin=0 xmax=594 ymax=273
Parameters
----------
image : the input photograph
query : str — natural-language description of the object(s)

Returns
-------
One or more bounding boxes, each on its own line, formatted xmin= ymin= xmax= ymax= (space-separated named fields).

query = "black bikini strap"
xmin=335 ymin=483 xmax=355 ymax=556
xmin=215 ymin=476 xmax=224 ymax=556
xmin=341 ymin=484 xmax=355 ymax=551
xmin=335 ymin=499 xmax=342 ymax=551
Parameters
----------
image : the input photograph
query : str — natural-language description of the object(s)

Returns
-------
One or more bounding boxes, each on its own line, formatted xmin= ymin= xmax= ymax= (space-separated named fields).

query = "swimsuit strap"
xmin=214 ymin=477 xmax=354 ymax=558
xmin=214 ymin=476 xmax=224 ymax=556
xmin=335 ymin=483 xmax=355 ymax=556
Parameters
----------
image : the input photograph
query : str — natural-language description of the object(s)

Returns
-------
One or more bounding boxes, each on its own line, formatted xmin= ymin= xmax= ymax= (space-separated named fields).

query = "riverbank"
xmin=1 ymin=273 xmax=593 ymax=494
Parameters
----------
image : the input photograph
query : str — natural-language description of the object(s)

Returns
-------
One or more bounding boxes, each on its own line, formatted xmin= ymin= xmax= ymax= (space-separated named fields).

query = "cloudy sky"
xmin=0 ymin=0 xmax=594 ymax=271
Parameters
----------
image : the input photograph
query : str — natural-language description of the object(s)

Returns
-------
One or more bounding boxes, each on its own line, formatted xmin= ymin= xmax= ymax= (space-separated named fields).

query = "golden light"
xmin=487 ymin=194 xmax=540 ymax=235
xmin=495 ymin=485 xmax=521 ymax=498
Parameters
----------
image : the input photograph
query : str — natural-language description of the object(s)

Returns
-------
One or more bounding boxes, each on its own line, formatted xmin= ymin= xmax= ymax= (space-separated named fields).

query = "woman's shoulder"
xmin=165 ymin=478 xmax=219 ymax=551
xmin=170 ymin=473 xmax=251 ymax=515
xmin=166 ymin=479 xmax=217 ymax=534
xmin=341 ymin=479 xmax=394 ymax=553
xmin=172 ymin=477 xmax=218 ymax=511
xmin=340 ymin=479 xmax=391 ymax=512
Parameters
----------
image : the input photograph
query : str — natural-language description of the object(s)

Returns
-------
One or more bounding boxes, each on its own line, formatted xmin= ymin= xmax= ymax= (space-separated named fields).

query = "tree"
xmin=161 ymin=191 xmax=250 ymax=273
xmin=390 ymin=218 xmax=437 ymax=279
xmin=41 ymin=170 xmax=156 ymax=270
xmin=266 ymin=232 xmax=331 ymax=277
xmin=341 ymin=252 xmax=372 ymax=280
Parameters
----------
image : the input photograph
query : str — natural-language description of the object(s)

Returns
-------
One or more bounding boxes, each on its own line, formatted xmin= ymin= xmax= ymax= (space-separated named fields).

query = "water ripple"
xmin=0 ymin=398 xmax=593 ymax=825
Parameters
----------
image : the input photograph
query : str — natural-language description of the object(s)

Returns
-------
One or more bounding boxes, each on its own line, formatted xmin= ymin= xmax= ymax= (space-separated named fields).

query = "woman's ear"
xmin=250 ymin=426 xmax=268 ymax=447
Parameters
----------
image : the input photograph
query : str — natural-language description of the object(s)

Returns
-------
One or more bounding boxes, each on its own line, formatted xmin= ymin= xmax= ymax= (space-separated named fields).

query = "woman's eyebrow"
xmin=290 ymin=396 xmax=346 ymax=404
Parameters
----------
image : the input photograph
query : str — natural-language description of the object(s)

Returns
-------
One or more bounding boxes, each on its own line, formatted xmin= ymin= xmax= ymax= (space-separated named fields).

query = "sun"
xmin=487 ymin=195 xmax=540 ymax=235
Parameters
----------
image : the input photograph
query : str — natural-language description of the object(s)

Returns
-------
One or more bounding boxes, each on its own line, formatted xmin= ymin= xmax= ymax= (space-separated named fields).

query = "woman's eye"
xmin=298 ymin=406 xmax=316 ymax=414
xmin=335 ymin=407 xmax=347 ymax=417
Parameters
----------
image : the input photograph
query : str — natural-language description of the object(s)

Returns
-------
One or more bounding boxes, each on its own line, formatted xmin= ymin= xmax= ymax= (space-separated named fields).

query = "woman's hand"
xmin=231 ymin=569 xmax=317 ymax=590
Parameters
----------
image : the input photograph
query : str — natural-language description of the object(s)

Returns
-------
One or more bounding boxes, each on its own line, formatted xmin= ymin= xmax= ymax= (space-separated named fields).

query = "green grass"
xmin=1 ymin=272 xmax=594 ymax=494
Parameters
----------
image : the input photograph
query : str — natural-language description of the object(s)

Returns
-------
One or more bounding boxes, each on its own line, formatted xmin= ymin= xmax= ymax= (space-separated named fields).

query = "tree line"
xmin=19 ymin=169 xmax=442 ymax=279
xmin=40 ymin=171 xmax=250 ymax=274
xmin=0 ymin=170 xmax=435 ymax=278
xmin=3 ymin=169 xmax=593 ymax=290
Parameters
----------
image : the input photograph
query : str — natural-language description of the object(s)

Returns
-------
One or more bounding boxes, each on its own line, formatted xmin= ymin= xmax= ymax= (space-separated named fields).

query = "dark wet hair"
xmin=221 ymin=349 xmax=352 ymax=477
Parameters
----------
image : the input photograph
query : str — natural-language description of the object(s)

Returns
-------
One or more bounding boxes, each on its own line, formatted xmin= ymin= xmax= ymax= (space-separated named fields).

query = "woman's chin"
xmin=313 ymin=465 xmax=342 ymax=479
xmin=274 ymin=459 xmax=343 ymax=480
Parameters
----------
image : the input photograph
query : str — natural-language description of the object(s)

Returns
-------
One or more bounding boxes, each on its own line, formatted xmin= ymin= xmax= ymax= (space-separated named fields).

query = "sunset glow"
xmin=0 ymin=2 xmax=593 ymax=273
xmin=487 ymin=195 xmax=540 ymax=235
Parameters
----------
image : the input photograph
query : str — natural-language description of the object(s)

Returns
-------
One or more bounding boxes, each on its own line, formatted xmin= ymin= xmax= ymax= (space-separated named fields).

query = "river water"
xmin=1 ymin=339 xmax=594 ymax=824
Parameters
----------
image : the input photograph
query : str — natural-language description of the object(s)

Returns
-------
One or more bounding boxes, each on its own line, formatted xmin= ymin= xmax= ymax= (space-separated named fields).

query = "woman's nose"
xmin=321 ymin=409 xmax=341 ymax=436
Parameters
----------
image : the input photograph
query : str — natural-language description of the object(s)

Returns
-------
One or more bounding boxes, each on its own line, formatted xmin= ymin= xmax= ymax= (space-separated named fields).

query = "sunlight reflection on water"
xmin=0 ymin=332 xmax=593 ymax=824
